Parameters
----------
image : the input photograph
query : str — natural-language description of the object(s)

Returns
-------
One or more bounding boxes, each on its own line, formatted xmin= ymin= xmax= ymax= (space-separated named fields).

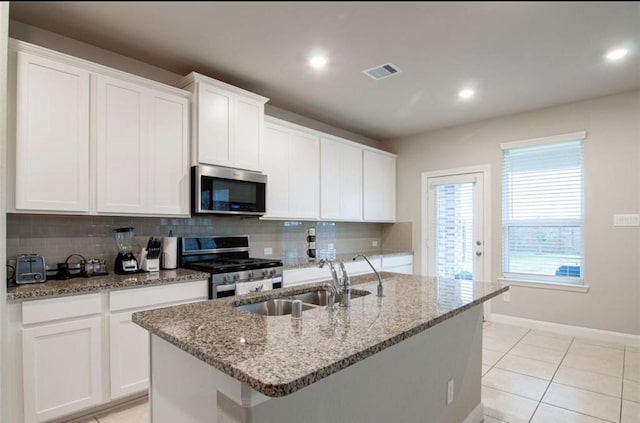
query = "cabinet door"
xmin=148 ymin=91 xmax=190 ymax=215
xmin=197 ymin=83 xmax=233 ymax=167
xmin=262 ymin=123 xmax=290 ymax=218
xmin=15 ymin=52 xmax=90 ymax=212
xmin=320 ymin=137 xmax=362 ymax=220
xmin=233 ymin=95 xmax=263 ymax=171
xmin=96 ymin=75 xmax=148 ymax=213
xmin=23 ymin=316 xmax=103 ymax=423
xmin=109 ymin=311 xmax=150 ymax=399
xmin=363 ymin=150 xmax=396 ymax=222
xmin=289 ymin=130 xmax=320 ymax=219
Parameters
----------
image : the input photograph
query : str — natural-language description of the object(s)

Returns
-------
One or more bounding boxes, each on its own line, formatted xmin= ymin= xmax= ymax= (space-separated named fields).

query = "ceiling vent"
xmin=363 ymin=63 xmax=402 ymax=80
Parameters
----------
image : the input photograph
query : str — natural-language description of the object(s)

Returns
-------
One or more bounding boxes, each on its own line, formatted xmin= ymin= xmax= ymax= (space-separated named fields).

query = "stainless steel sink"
xmin=235 ymin=299 xmax=317 ymax=316
xmin=235 ymin=289 xmax=372 ymax=316
xmin=289 ymin=289 xmax=371 ymax=306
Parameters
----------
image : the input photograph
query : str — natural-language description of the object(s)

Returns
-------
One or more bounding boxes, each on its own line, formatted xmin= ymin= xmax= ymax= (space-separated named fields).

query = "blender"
xmin=113 ymin=227 xmax=139 ymax=274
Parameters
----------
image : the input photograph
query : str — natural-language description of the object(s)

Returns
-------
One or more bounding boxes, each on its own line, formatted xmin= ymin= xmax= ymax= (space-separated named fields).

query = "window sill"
xmin=498 ymin=278 xmax=589 ymax=293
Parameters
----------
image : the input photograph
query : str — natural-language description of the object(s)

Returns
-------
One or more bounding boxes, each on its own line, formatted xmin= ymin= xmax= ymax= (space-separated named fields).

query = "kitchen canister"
xmin=162 ymin=233 xmax=178 ymax=270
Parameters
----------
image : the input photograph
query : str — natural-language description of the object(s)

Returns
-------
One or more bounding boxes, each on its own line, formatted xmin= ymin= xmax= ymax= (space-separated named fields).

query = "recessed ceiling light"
xmin=309 ymin=55 xmax=328 ymax=69
xmin=605 ymin=48 xmax=629 ymax=61
xmin=458 ymin=89 xmax=475 ymax=100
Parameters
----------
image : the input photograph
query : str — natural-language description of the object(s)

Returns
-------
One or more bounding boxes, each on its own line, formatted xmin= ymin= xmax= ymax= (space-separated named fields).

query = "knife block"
xmin=141 ymin=248 xmax=160 ymax=272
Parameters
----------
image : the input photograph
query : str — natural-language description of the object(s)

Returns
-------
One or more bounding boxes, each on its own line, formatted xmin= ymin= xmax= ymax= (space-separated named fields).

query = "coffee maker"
xmin=113 ymin=227 xmax=139 ymax=274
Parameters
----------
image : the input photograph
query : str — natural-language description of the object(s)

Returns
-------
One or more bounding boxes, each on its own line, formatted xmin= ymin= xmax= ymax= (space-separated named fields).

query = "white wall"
xmin=1 ymin=3 xmax=9 ymax=422
xmin=389 ymin=90 xmax=640 ymax=335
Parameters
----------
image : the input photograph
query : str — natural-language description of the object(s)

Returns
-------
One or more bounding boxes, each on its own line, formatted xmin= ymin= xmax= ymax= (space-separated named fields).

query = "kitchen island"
xmin=133 ymin=273 xmax=507 ymax=423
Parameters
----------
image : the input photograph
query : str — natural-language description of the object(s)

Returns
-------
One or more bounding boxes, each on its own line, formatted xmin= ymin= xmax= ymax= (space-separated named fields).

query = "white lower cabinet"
xmin=23 ymin=317 xmax=103 ymax=423
xmin=382 ymin=254 xmax=414 ymax=275
xmin=11 ymin=280 xmax=208 ymax=423
xmin=109 ymin=311 xmax=150 ymax=399
xmin=108 ymin=281 xmax=208 ymax=400
xmin=21 ymin=294 xmax=104 ymax=423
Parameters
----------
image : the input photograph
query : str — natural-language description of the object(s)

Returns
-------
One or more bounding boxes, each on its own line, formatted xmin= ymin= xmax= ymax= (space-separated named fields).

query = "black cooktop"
xmin=184 ymin=258 xmax=282 ymax=274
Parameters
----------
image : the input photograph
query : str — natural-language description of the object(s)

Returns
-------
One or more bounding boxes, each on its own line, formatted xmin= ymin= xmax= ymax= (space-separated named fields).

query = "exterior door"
xmin=424 ymin=171 xmax=486 ymax=281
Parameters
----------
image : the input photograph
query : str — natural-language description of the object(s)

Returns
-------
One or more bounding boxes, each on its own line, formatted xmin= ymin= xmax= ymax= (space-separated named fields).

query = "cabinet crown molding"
xmin=9 ymin=38 xmax=191 ymax=98
xmin=176 ymin=71 xmax=269 ymax=104
xmin=265 ymin=115 xmax=397 ymax=158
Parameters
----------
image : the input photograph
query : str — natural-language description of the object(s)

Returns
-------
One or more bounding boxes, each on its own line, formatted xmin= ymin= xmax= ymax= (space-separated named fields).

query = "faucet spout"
xmin=318 ymin=259 xmax=340 ymax=310
xmin=319 ymin=258 xmax=352 ymax=307
xmin=353 ymin=254 xmax=384 ymax=297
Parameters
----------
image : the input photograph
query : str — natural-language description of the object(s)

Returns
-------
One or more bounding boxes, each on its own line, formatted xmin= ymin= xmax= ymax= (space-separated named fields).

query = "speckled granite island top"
xmin=133 ymin=272 xmax=507 ymax=398
xmin=7 ymin=268 xmax=210 ymax=301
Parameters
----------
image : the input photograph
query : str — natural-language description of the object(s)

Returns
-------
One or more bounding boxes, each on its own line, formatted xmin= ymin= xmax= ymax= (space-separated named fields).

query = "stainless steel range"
xmin=179 ymin=235 xmax=283 ymax=299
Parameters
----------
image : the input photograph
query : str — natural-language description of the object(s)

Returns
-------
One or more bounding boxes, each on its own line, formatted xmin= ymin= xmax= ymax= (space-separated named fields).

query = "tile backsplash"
xmin=6 ymin=214 xmax=391 ymax=268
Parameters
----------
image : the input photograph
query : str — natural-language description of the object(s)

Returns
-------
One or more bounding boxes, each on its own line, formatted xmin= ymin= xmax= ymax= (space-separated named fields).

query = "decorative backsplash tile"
xmin=6 ymin=214 xmax=386 ymax=268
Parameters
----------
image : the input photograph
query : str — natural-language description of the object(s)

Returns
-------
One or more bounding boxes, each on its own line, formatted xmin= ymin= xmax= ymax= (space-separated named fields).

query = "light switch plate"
xmin=372 ymin=241 xmax=378 ymax=247
xmin=447 ymin=379 xmax=454 ymax=404
xmin=613 ymin=214 xmax=640 ymax=226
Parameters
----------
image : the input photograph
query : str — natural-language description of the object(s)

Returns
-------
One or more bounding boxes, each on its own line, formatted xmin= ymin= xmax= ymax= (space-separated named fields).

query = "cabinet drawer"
xmin=346 ymin=257 xmax=382 ymax=275
xmin=22 ymin=293 xmax=102 ymax=325
xmin=382 ymin=254 xmax=413 ymax=269
xmin=283 ymin=267 xmax=333 ymax=287
xmin=109 ymin=280 xmax=207 ymax=312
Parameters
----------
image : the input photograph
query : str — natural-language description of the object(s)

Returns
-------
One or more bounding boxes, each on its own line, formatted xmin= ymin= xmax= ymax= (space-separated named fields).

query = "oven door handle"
xmin=216 ymin=283 xmax=236 ymax=292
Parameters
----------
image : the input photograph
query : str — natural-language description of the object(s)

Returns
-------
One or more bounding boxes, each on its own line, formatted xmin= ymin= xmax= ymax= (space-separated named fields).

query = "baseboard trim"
xmin=488 ymin=313 xmax=640 ymax=347
xmin=462 ymin=402 xmax=484 ymax=423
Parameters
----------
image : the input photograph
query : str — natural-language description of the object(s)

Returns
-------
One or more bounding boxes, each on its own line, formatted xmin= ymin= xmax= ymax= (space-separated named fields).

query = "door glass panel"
xmin=433 ymin=182 xmax=474 ymax=280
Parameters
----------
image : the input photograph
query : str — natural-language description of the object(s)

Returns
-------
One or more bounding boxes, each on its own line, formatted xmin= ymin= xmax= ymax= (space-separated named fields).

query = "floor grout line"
xmin=526 ymin=335 xmax=574 ymax=423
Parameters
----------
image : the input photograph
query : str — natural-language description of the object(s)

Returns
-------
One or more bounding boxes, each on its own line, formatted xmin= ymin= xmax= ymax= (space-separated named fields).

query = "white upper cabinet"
xmin=176 ymin=72 xmax=268 ymax=171
xmin=147 ymin=91 xmax=190 ymax=215
xmin=363 ymin=149 xmax=396 ymax=222
xmin=262 ymin=118 xmax=320 ymax=220
xmin=9 ymin=40 xmax=190 ymax=217
xmin=262 ymin=117 xmax=397 ymax=223
xmin=96 ymin=75 xmax=189 ymax=215
xmin=96 ymin=75 xmax=146 ymax=213
xmin=14 ymin=51 xmax=90 ymax=212
xmin=320 ymin=136 xmax=363 ymax=221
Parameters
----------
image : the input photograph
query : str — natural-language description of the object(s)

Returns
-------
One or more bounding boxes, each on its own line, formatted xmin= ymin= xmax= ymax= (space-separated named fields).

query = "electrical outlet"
xmin=503 ymin=292 xmax=511 ymax=302
xmin=447 ymin=379 xmax=454 ymax=404
xmin=372 ymin=241 xmax=378 ymax=247
xmin=264 ymin=247 xmax=273 ymax=256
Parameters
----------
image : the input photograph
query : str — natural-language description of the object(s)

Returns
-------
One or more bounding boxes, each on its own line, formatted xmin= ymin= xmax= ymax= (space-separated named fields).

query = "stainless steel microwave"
xmin=192 ymin=164 xmax=267 ymax=216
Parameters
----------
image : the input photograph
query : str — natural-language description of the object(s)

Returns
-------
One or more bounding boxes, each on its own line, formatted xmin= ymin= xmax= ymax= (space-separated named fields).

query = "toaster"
xmin=15 ymin=254 xmax=47 ymax=284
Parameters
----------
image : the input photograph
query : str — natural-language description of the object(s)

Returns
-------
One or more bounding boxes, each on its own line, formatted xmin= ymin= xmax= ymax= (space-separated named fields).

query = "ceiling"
xmin=8 ymin=2 xmax=640 ymax=140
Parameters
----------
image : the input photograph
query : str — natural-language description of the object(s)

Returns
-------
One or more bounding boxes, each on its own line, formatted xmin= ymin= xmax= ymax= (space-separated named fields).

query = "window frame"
xmin=500 ymin=131 xmax=587 ymax=290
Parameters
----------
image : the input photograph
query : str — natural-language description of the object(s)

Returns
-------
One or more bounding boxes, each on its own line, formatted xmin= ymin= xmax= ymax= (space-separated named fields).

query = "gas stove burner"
xmin=178 ymin=236 xmax=283 ymax=299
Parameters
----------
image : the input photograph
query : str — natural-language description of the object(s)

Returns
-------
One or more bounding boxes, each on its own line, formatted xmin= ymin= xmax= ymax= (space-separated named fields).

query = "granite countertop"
xmin=7 ymin=268 xmax=210 ymax=301
xmin=133 ymin=272 xmax=507 ymax=398
xmin=283 ymin=250 xmax=413 ymax=269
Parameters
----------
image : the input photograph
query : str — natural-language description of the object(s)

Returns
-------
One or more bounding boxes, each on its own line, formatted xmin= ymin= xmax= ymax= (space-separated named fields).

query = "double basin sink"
xmin=235 ymin=289 xmax=371 ymax=316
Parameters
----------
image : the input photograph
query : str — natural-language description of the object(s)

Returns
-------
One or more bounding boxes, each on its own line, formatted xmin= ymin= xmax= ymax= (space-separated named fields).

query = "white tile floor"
xmin=482 ymin=321 xmax=640 ymax=423
xmin=81 ymin=322 xmax=640 ymax=423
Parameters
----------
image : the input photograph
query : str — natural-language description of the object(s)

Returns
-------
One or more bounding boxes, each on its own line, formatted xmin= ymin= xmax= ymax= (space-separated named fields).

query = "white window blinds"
xmin=502 ymin=135 xmax=585 ymax=284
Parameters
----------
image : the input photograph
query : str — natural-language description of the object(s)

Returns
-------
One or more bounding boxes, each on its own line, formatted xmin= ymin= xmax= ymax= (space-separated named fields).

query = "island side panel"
xmin=150 ymin=334 xmax=219 ymax=423
xmin=151 ymin=305 xmax=484 ymax=423
xmin=242 ymin=306 xmax=483 ymax=423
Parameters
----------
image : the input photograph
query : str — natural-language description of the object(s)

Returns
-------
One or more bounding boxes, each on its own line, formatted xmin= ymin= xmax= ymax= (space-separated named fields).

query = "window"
xmin=501 ymin=132 xmax=585 ymax=285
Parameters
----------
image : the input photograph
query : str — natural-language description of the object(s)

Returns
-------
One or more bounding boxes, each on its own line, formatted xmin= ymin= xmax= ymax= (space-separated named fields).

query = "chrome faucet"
xmin=337 ymin=260 xmax=351 ymax=307
xmin=353 ymin=254 xmax=384 ymax=297
xmin=318 ymin=258 xmax=352 ymax=308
